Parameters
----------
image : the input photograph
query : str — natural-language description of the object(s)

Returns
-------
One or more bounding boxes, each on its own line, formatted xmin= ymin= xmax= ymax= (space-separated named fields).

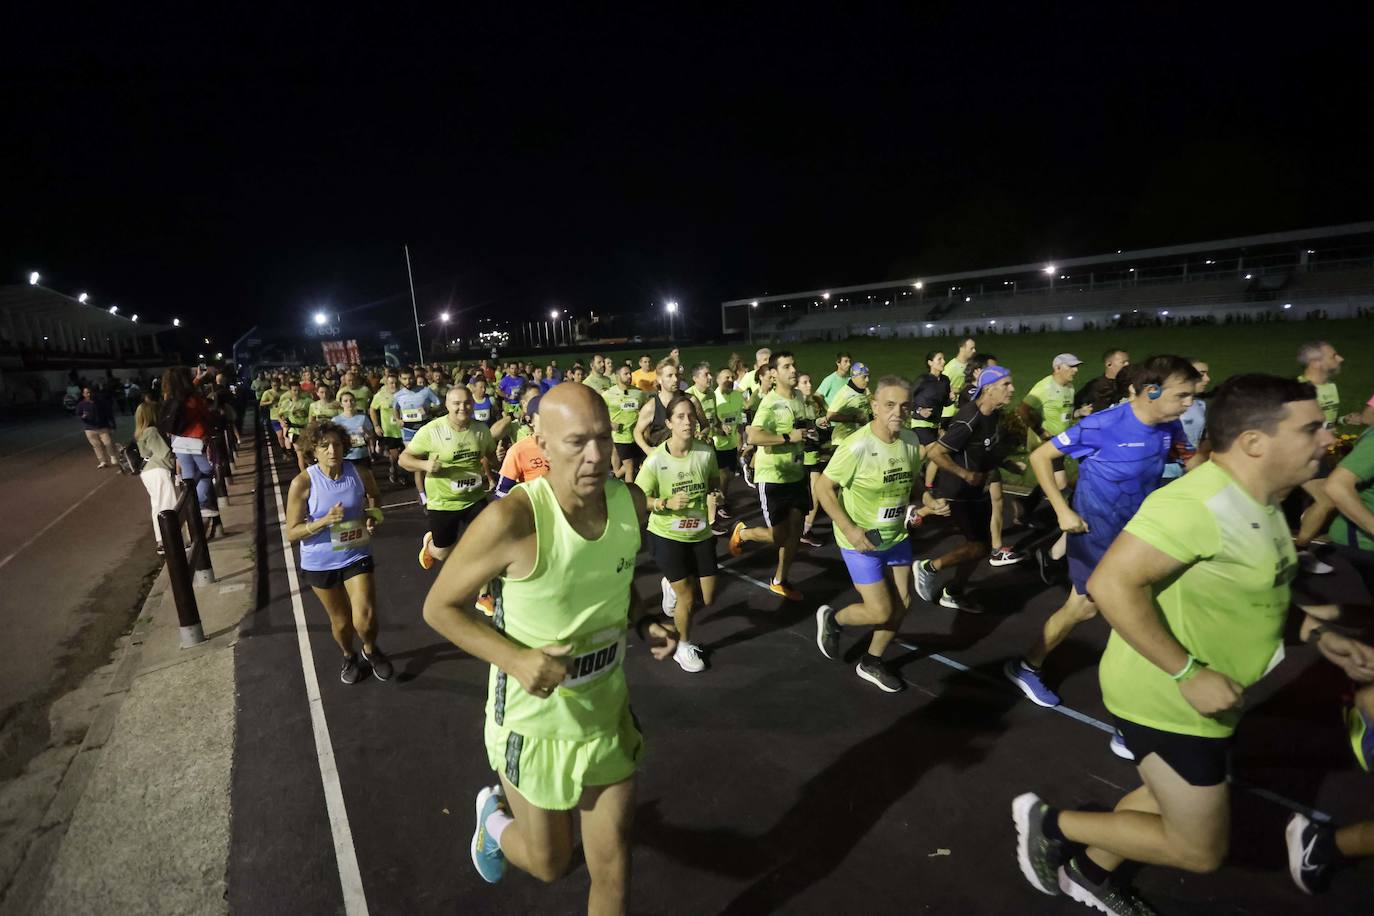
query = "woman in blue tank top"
xmin=286 ymin=420 xmax=393 ymax=685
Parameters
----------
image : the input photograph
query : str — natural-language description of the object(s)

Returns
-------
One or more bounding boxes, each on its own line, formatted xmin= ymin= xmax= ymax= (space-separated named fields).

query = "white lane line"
xmin=0 ymin=475 xmax=120 ymax=571
xmin=0 ymin=430 xmax=80 ymax=462
xmin=379 ymin=499 xmax=419 ymax=510
xmin=716 ymin=561 xmax=1333 ymax=821
xmin=267 ymin=450 xmax=370 ymax=915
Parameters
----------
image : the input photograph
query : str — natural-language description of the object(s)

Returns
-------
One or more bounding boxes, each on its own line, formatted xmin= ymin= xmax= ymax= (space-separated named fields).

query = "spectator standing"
xmin=134 ymin=398 xmax=178 ymax=555
xmin=76 ymin=385 xmax=120 ymax=468
xmin=161 ymin=366 xmax=222 ymax=537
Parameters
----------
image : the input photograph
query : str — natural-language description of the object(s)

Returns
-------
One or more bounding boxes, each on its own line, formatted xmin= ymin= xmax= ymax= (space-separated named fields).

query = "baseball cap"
xmin=1053 ymin=353 xmax=1083 ymax=368
xmin=973 ymin=364 xmax=1012 ymax=397
xmin=850 ymin=361 xmax=870 ymax=376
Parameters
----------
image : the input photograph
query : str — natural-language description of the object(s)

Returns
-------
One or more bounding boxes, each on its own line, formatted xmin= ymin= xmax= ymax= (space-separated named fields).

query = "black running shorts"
xmin=301 ymin=555 xmax=374 ymax=590
xmin=648 ymin=531 xmax=718 ymax=582
xmin=428 ymin=500 xmax=488 ymax=550
xmin=614 ymin=442 xmax=643 ymax=464
xmin=758 ymin=479 xmax=811 ymax=528
xmin=714 ymin=448 xmax=739 ymax=474
xmin=948 ymin=497 xmax=993 ymax=543
xmin=1113 ymin=716 xmax=1231 ymax=787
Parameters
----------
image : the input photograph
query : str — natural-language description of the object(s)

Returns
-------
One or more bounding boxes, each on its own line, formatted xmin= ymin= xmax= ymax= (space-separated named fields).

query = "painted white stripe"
xmin=717 ymin=563 xmax=1333 ymax=822
xmin=379 ymin=499 xmax=420 ymax=510
xmin=0 ymin=475 xmax=119 ymax=571
xmin=757 ymin=481 xmax=773 ymax=529
xmin=0 ymin=429 xmax=80 ymax=462
xmin=267 ymin=448 xmax=370 ymax=915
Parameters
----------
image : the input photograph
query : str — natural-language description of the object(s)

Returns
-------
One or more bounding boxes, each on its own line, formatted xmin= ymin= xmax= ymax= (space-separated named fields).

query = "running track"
xmin=229 ymin=433 xmax=1371 ymax=914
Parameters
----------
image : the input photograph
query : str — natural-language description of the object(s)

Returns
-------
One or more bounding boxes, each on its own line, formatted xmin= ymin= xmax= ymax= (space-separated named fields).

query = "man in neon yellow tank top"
xmin=422 ymin=382 xmax=678 ymax=912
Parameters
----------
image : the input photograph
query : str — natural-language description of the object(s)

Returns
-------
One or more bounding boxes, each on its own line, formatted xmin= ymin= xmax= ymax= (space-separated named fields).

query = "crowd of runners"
xmin=251 ymin=338 xmax=1374 ymax=915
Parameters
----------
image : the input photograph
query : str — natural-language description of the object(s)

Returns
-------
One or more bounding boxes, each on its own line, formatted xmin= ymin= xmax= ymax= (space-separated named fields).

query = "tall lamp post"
xmin=665 ymin=300 xmax=678 ymax=340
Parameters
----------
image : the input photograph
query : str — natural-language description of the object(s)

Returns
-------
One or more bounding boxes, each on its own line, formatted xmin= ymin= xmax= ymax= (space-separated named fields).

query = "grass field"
xmin=511 ymin=316 xmax=1374 ymax=418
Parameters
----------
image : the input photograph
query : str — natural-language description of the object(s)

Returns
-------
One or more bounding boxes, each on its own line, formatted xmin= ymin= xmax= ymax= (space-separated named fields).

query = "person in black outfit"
xmin=1073 ymin=347 xmax=1130 ymax=415
xmin=914 ymin=365 xmax=1017 ymax=613
xmin=910 ymin=350 xmax=951 ymax=447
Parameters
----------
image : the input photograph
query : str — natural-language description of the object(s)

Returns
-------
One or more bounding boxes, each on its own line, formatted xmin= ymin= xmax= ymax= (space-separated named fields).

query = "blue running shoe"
xmin=1004 ymin=659 xmax=1061 ymax=708
xmin=471 ymin=785 xmax=508 ymax=883
xmin=1346 ymin=703 xmax=1371 ymax=773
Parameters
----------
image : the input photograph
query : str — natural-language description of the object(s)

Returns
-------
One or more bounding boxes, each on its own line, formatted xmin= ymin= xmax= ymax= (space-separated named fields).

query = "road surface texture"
xmin=231 ymin=436 xmax=1370 ymax=914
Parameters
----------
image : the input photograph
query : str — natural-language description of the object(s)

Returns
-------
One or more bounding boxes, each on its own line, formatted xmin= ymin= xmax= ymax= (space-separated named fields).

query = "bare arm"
xmin=398 ymin=443 xmax=435 ymax=474
xmin=633 ymin=400 xmax=656 ymax=455
xmin=1018 ymin=401 xmax=1047 ymax=440
xmin=1087 ymin=532 xmax=1244 ymax=716
xmin=814 ymin=473 xmax=872 ymax=551
xmin=488 ymin=414 xmax=513 ymax=442
xmin=1028 ymin=438 xmax=1084 ymax=530
xmin=285 ymin=472 xmax=340 ymax=542
xmin=1325 ymin=467 xmax=1374 ymax=540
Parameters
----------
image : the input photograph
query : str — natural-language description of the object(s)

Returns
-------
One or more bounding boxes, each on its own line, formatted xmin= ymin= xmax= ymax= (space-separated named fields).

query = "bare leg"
xmin=1335 ymin=820 xmax=1374 ymax=858
xmin=579 ymin=778 xmax=636 ymax=916
xmin=805 ymin=471 xmax=822 ymax=532
xmin=1025 ymin=589 xmax=1096 ymax=668
xmin=988 ymin=480 xmax=1004 ymax=551
xmin=1296 ymin=478 xmax=1336 ymax=548
xmin=774 ymin=510 xmax=803 ymax=583
xmin=670 ymin=577 xmax=697 ymax=643
xmin=341 ymin=572 xmax=378 ymax=653
xmin=311 ymin=586 xmax=358 ymax=656
xmin=495 ymin=774 xmax=576 ymax=883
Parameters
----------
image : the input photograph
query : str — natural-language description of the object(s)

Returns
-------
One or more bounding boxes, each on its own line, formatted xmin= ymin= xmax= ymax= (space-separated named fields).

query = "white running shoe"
xmin=660 ymin=577 xmax=677 ymax=617
xmin=673 ymin=641 xmax=705 ymax=673
xmin=1297 ymin=549 xmax=1334 ymax=575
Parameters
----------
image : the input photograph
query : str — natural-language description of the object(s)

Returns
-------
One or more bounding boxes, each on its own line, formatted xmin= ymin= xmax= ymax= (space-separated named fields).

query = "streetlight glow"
xmin=913 ymin=281 xmax=923 ymax=289
xmin=666 ymin=301 xmax=678 ymax=314
xmin=131 ymin=314 xmax=138 ymax=322
xmin=172 ymin=318 xmax=181 ymax=327
xmin=313 ymin=312 xmax=327 ymax=326
xmin=550 ymin=309 xmax=558 ymax=319
xmin=108 ymin=306 xmax=118 ymax=314
xmin=822 ymin=292 xmax=830 ymax=300
xmin=28 ymin=271 xmax=40 ymax=285
xmin=78 ymin=292 xmax=89 ymax=303
xmin=440 ymin=311 xmax=451 ymax=322
xmin=750 ymin=301 xmax=758 ymax=308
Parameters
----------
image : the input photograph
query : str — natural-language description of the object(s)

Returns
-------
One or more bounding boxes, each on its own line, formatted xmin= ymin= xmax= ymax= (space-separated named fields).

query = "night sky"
xmin=4 ymin=6 xmax=1372 ymax=344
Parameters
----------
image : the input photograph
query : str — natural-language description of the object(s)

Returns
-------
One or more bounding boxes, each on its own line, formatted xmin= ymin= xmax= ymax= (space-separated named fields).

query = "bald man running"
xmin=422 ymin=382 xmax=677 ymax=915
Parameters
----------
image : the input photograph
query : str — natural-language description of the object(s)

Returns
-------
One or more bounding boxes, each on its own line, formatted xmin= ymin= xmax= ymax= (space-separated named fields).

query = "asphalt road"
xmin=232 ymin=439 xmax=1372 ymax=914
xmin=0 ymin=411 xmax=162 ymax=776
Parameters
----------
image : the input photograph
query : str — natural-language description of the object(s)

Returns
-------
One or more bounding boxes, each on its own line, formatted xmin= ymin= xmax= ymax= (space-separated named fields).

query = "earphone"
xmin=1146 ymin=384 xmax=1162 ymax=400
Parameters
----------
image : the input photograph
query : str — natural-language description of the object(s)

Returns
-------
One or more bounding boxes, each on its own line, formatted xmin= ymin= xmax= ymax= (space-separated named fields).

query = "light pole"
xmin=549 ymin=309 xmax=559 ymax=347
xmin=1044 ymin=264 xmax=1056 ymax=291
xmin=666 ymin=301 xmax=678 ymax=340
xmin=439 ymin=311 xmax=451 ymax=354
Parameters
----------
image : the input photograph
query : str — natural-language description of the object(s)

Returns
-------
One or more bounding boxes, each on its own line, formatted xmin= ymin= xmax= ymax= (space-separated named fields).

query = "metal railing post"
xmin=158 ymin=509 xmax=206 ymax=647
xmin=182 ymin=482 xmax=216 ymax=584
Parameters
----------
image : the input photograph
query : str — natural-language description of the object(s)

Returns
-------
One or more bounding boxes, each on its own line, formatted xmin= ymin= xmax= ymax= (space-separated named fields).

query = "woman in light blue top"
xmin=286 ymin=420 xmax=392 ymax=685
xmin=333 ymin=391 xmax=376 ymax=464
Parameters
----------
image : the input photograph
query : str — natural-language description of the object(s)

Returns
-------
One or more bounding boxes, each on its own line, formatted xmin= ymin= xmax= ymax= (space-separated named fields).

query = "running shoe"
xmin=989 ymin=546 xmax=1024 ymax=566
xmin=673 ymin=641 xmax=705 ymax=673
xmin=362 ymin=647 xmax=394 ymax=682
xmin=476 ymin=594 xmax=496 ymax=617
xmin=716 ymin=504 xmax=732 ymax=520
xmin=1035 ymin=545 xmax=1067 ymax=586
xmin=729 ymin=521 xmax=746 ymax=557
xmin=1109 ymin=729 xmax=1135 ymax=761
xmin=340 ymin=655 xmax=363 ymax=685
xmin=1011 ymin=792 xmax=1064 ymax=896
xmin=1058 ymin=858 xmax=1159 ymax=915
xmin=97 ymin=461 xmax=109 ymax=469
xmin=939 ymin=588 xmax=982 ymax=613
xmin=769 ymin=579 xmax=803 ymax=601
xmin=419 ymin=531 xmax=435 ymax=570
xmin=800 ymin=531 xmax=824 ymax=548
xmin=711 ymin=518 xmax=731 ymax=536
xmin=1004 ymin=660 xmax=1061 ymax=707
xmin=1346 ymin=701 xmax=1371 ymax=772
xmin=660 ymin=577 xmax=677 ymax=617
xmin=815 ymin=605 xmax=841 ymax=659
xmin=914 ymin=558 xmax=938 ymax=603
xmin=855 ymin=658 xmax=903 ymax=692
xmin=472 ymin=785 xmax=509 ymax=884
xmin=1285 ymin=812 xmax=1335 ymax=895
xmin=1297 ymin=549 xmax=1334 ymax=575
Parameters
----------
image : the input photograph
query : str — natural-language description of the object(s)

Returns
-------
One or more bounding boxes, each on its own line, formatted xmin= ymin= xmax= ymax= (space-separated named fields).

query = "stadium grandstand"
xmin=721 ymin=221 xmax=1374 ymax=342
xmin=0 ymin=281 xmax=172 ymax=407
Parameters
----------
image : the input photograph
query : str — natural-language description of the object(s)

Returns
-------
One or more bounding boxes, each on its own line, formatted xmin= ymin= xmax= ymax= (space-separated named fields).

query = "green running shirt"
xmin=712 ymin=389 xmax=745 ymax=451
xmin=1100 ymin=461 xmax=1297 ymax=738
xmin=489 ymin=476 xmax=640 ymax=739
xmin=368 ymin=389 xmax=402 ymax=438
xmin=1330 ymin=428 xmax=1374 ymax=551
xmin=827 ymin=383 xmax=872 ymax=446
xmin=1299 ymin=375 xmax=1340 ymax=426
xmin=604 ymin=386 xmax=648 ymax=445
xmin=824 ymin=425 xmax=924 ymax=550
xmin=941 ymin=358 xmax=967 ymax=418
xmin=635 ymin=440 xmax=718 ymax=542
xmin=752 ymin=390 xmax=806 ymax=484
xmin=406 ymin=417 xmax=496 ymax=511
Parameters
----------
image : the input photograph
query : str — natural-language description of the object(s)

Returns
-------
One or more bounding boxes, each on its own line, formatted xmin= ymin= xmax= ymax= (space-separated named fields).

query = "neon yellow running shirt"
xmin=824 ymin=424 xmax=923 ymax=550
xmin=712 ymin=389 xmax=745 ymax=451
xmin=752 ymin=389 xmax=806 ymax=484
xmin=636 ymin=440 xmax=718 ymax=543
xmin=604 ymin=386 xmax=647 ymax=445
xmin=489 ymin=476 xmax=640 ymax=739
xmin=827 ymin=383 xmax=872 ymax=446
xmin=406 ymin=417 xmax=495 ymax=511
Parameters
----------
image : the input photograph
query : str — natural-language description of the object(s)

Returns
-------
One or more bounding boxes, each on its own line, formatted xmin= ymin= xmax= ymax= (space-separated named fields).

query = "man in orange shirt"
xmin=494 ymin=396 xmax=551 ymax=496
xmin=631 ymin=354 xmax=657 ymax=393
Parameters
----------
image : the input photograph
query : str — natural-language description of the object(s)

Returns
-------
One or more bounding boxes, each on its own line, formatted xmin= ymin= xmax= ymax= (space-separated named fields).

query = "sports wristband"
xmin=1171 ymin=655 xmax=1203 ymax=682
xmin=365 ymin=507 xmax=383 ymax=523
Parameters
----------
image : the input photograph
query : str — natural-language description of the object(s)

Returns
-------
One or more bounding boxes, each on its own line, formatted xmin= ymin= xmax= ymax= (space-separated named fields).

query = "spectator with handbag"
xmin=134 ymin=396 xmax=178 ymax=556
xmin=160 ymin=366 xmax=223 ymax=538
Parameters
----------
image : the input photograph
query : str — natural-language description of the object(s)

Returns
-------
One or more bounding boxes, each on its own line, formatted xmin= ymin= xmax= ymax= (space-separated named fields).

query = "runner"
xmin=1005 ymin=356 xmax=1199 ymax=714
xmin=1294 ymin=340 xmax=1357 ymax=573
xmin=826 ymin=361 xmax=871 ymax=447
xmin=400 ymin=385 xmax=509 ymax=569
xmin=470 ymin=376 xmax=496 ymax=426
xmin=637 ymin=393 xmax=720 ymax=674
xmin=736 ymin=348 xmax=771 ymax=399
xmin=1074 ymin=348 xmax=1131 ymax=416
xmin=631 ymin=354 xmax=657 ymax=392
xmin=730 ymin=351 xmax=809 ymax=601
xmin=604 ymin=364 xmax=648 ymax=484
xmin=1010 ymin=374 xmax=1374 ymax=914
xmin=285 ymin=420 xmax=392 ymax=684
xmin=420 ymin=382 xmax=677 ymax=912
xmin=797 ymin=372 xmax=832 ymax=548
xmin=941 ymin=337 xmax=976 ymax=422
xmin=495 ymin=397 xmax=550 ymax=497
xmin=1161 ymin=357 xmax=1211 ymax=482
xmin=394 ymin=367 xmax=443 ymax=504
xmin=910 ymin=350 xmax=949 ymax=447
xmin=1018 ymin=353 xmax=1082 ymax=492
xmin=815 ymin=376 xmax=946 ymax=691
xmin=368 ymin=373 xmax=405 ymax=484
xmin=259 ymin=377 xmax=286 ymax=450
xmin=279 ymin=379 xmax=312 ymax=472
xmin=498 ymin=362 xmax=526 ymax=422
xmin=308 ymin=382 xmax=340 ymax=423
xmin=633 ymin=359 xmax=703 ymax=457
xmin=815 ymin=351 xmax=853 ymax=404
xmin=915 ymin=364 xmax=1016 ymax=612
xmin=339 ymin=369 xmax=371 ymax=407
xmin=583 ymin=353 xmax=613 ymax=392
xmin=711 ymin=366 xmax=745 ymax=529
xmin=333 ymin=391 xmax=375 ymax=466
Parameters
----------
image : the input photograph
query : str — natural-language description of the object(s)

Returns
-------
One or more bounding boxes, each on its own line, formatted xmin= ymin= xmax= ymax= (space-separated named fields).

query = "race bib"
xmin=620 ymin=400 xmax=639 ymax=412
xmin=449 ymin=473 xmax=482 ymax=493
xmin=560 ymin=630 xmax=627 ymax=688
xmin=349 ymin=432 xmax=366 ymax=448
xmin=474 ymin=408 xmax=490 ymax=422
xmin=330 ymin=519 xmax=371 ymax=551
xmin=670 ymin=514 xmax=707 ymax=533
xmin=400 ymin=407 xmax=425 ymax=423
xmin=876 ymin=504 xmax=908 ymax=524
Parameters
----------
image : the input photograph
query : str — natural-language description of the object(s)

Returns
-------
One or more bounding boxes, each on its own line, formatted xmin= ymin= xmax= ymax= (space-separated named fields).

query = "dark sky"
xmin=4 ymin=6 xmax=1372 ymax=343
